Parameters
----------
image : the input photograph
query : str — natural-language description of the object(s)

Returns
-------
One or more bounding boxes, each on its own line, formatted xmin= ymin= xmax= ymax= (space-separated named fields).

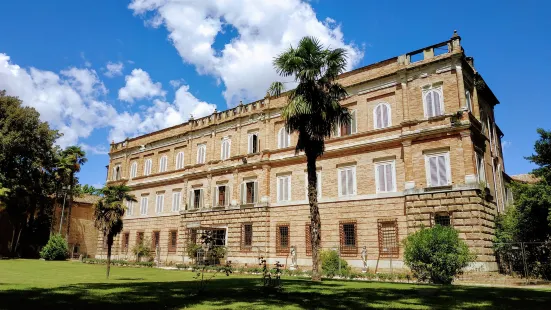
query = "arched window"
xmin=175 ymin=152 xmax=184 ymax=169
xmin=423 ymin=88 xmax=444 ymax=118
xmin=113 ymin=165 xmax=121 ymax=181
xmin=197 ymin=144 xmax=206 ymax=164
xmin=221 ymin=138 xmax=231 ymax=160
xmin=278 ymin=127 xmax=290 ymax=148
xmin=144 ymin=159 xmax=152 ymax=176
xmin=159 ymin=156 xmax=167 ymax=173
xmin=130 ymin=162 xmax=137 ymax=179
xmin=373 ymin=103 xmax=391 ymax=129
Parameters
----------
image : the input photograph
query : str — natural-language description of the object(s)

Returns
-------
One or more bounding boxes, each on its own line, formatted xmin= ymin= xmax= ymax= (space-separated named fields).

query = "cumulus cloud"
xmin=129 ymin=0 xmax=363 ymax=106
xmin=104 ymin=61 xmax=124 ymax=77
xmin=118 ymin=68 xmax=166 ymax=103
xmin=79 ymin=143 xmax=110 ymax=155
xmin=60 ymin=67 xmax=107 ymax=97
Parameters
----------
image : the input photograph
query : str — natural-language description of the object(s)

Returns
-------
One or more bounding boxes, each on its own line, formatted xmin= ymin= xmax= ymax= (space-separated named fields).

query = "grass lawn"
xmin=0 ymin=260 xmax=550 ymax=309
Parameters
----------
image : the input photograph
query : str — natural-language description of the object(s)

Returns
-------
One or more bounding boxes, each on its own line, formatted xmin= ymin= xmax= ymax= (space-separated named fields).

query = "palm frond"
xmin=267 ymin=82 xmax=285 ymax=97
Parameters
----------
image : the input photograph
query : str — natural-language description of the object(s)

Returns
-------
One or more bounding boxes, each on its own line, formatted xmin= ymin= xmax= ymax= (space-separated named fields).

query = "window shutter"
xmin=225 ymin=186 xmax=230 ymax=206
xmin=429 ymin=156 xmax=438 ymax=186
xmin=198 ymin=189 xmax=203 ymax=208
xmin=277 ymin=178 xmax=282 ymax=202
xmin=339 ymin=169 xmax=346 ymax=196
xmin=240 ymin=183 xmax=245 ymax=204
xmin=382 ymin=105 xmax=389 ymax=127
xmin=385 ymin=164 xmax=393 ymax=192
xmin=437 ymin=155 xmax=447 ymax=185
xmin=376 ymin=164 xmax=384 ymax=192
xmin=253 ymin=181 xmax=258 ymax=203
xmin=287 ymin=176 xmax=291 ymax=201
xmin=351 ymin=110 xmax=357 ymax=134
xmin=425 ymin=92 xmax=433 ymax=117
xmin=433 ymin=91 xmax=441 ymax=116
xmin=188 ymin=190 xmax=194 ymax=210
xmin=348 ymin=169 xmax=355 ymax=195
xmin=376 ymin=105 xmax=382 ymax=129
xmin=278 ymin=128 xmax=282 ymax=148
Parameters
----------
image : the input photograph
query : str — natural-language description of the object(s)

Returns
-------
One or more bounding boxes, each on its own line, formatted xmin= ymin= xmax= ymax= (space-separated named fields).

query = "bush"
xmin=403 ymin=225 xmax=474 ymax=284
xmin=321 ymin=250 xmax=351 ymax=278
xmin=40 ymin=234 xmax=68 ymax=261
xmin=132 ymin=238 xmax=152 ymax=262
xmin=186 ymin=242 xmax=202 ymax=261
xmin=82 ymin=258 xmax=154 ymax=268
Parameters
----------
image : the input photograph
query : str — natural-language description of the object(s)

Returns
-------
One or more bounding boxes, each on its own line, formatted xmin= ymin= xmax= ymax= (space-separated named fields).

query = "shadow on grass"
xmin=0 ymin=277 xmax=550 ymax=309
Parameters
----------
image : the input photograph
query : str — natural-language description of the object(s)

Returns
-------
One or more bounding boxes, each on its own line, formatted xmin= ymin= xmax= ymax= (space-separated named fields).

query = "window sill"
xmin=424 ymin=185 xmax=452 ymax=192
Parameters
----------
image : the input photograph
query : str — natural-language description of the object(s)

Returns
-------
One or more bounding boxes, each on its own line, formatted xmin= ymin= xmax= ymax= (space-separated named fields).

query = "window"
xmin=277 ymin=175 xmax=291 ymax=202
xmin=175 ymin=152 xmax=185 ymax=170
xmin=144 ymin=159 xmax=152 ymax=176
xmin=338 ymin=166 xmax=356 ymax=197
xmin=423 ymin=87 xmax=444 ymax=118
xmin=112 ymin=165 xmax=121 ymax=181
xmin=220 ymin=138 xmax=231 ymax=160
xmin=278 ymin=127 xmax=290 ymax=148
xmin=377 ymin=219 xmax=398 ymax=258
xmin=188 ymin=188 xmax=203 ymax=209
xmin=168 ymin=230 xmax=177 ymax=253
xmin=465 ymin=90 xmax=472 ymax=112
xmin=155 ymin=193 xmax=164 ymax=214
xmin=375 ymin=161 xmax=396 ymax=193
xmin=172 ymin=191 xmax=181 ymax=212
xmin=213 ymin=185 xmax=229 ymax=207
xmin=476 ymin=152 xmax=486 ymax=184
xmin=196 ymin=144 xmax=206 ymax=164
xmin=140 ymin=197 xmax=148 ymax=215
xmin=130 ymin=162 xmax=137 ymax=179
xmin=136 ymin=232 xmax=144 ymax=245
xmin=241 ymin=223 xmax=253 ymax=251
xmin=304 ymin=171 xmax=322 ymax=199
xmin=159 ymin=155 xmax=168 ymax=173
xmin=152 ymin=231 xmax=160 ymax=250
xmin=276 ymin=224 xmax=290 ymax=254
xmin=248 ymin=133 xmax=259 ymax=153
xmin=212 ymin=229 xmax=226 ymax=246
xmin=126 ymin=200 xmax=134 ymax=216
xmin=340 ymin=221 xmax=357 ymax=255
xmin=305 ymin=224 xmax=312 ymax=256
xmin=425 ymin=152 xmax=451 ymax=187
xmin=122 ymin=232 xmax=130 ymax=253
xmin=434 ymin=213 xmax=451 ymax=226
xmin=241 ymin=180 xmax=258 ymax=204
xmin=336 ymin=110 xmax=357 ymax=136
xmin=374 ymin=103 xmax=391 ymax=129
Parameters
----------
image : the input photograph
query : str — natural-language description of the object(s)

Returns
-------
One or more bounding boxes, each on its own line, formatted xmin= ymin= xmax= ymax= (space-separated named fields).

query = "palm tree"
xmin=269 ymin=37 xmax=350 ymax=281
xmin=59 ymin=146 xmax=87 ymax=241
xmin=94 ymin=185 xmax=136 ymax=278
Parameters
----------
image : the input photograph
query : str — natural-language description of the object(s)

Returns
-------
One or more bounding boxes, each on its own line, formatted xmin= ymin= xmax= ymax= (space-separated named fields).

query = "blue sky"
xmin=0 ymin=0 xmax=549 ymax=187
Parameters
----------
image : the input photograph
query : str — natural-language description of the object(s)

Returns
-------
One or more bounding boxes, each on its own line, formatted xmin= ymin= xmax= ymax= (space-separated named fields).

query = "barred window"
xmin=168 ymin=230 xmax=177 ymax=253
xmin=276 ymin=224 xmax=290 ymax=254
xmin=434 ymin=213 xmax=451 ymax=227
xmin=152 ymin=231 xmax=160 ymax=250
xmin=340 ymin=221 xmax=357 ymax=255
xmin=377 ymin=219 xmax=399 ymax=258
xmin=241 ymin=223 xmax=253 ymax=251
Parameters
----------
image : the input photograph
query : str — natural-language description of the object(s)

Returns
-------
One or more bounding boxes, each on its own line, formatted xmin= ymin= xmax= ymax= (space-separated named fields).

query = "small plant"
xmin=403 ymin=225 xmax=474 ymax=284
xmin=321 ymin=250 xmax=351 ymax=278
xmin=186 ymin=241 xmax=202 ymax=262
xmin=132 ymin=237 xmax=152 ymax=262
xmin=40 ymin=234 xmax=68 ymax=261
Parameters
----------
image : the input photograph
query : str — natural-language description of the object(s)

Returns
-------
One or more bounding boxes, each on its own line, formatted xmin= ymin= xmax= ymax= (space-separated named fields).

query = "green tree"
xmin=94 ymin=185 xmax=136 ymax=278
xmin=75 ymin=184 xmax=101 ymax=196
xmin=526 ymin=128 xmax=551 ymax=184
xmin=268 ymin=37 xmax=350 ymax=281
xmin=0 ymin=90 xmax=59 ymax=257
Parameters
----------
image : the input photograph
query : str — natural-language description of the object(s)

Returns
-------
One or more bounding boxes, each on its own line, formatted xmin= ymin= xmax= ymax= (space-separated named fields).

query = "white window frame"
xmin=140 ymin=196 xmax=148 ymax=215
xmin=112 ymin=165 xmax=121 ymax=181
xmin=188 ymin=188 xmax=204 ymax=210
xmin=175 ymin=151 xmax=184 ymax=170
xmin=241 ymin=180 xmax=258 ymax=205
xmin=422 ymin=86 xmax=444 ymax=118
xmin=159 ymin=155 xmax=168 ymax=173
xmin=277 ymin=175 xmax=292 ymax=202
xmin=476 ymin=152 xmax=486 ymax=184
xmin=373 ymin=103 xmax=392 ymax=129
xmin=424 ymin=152 xmax=452 ymax=187
xmin=155 ymin=193 xmax=164 ymax=214
xmin=213 ymin=185 xmax=230 ymax=207
xmin=248 ymin=132 xmax=259 ymax=154
xmin=130 ymin=162 xmax=137 ymax=179
xmin=278 ymin=127 xmax=291 ymax=149
xmin=304 ymin=171 xmax=322 ymax=199
xmin=126 ymin=200 xmax=134 ymax=216
xmin=374 ymin=160 xmax=397 ymax=193
xmin=335 ymin=110 xmax=357 ymax=137
xmin=465 ymin=90 xmax=472 ymax=112
xmin=220 ymin=137 xmax=231 ymax=160
xmin=196 ymin=144 xmax=206 ymax=164
xmin=172 ymin=191 xmax=181 ymax=212
xmin=144 ymin=159 xmax=152 ymax=176
xmin=338 ymin=166 xmax=357 ymax=197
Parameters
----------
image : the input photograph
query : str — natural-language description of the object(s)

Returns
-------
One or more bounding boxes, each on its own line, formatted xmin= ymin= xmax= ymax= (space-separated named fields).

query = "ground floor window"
xmin=340 ymin=221 xmax=358 ymax=255
xmin=434 ymin=213 xmax=451 ymax=227
xmin=241 ymin=223 xmax=253 ymax=251
xmin=276 ymin=223 xmax=290 ymax=254
xmin=152 ymin=231 xmax=160 ymax=251
xmin=168 ymin=230 xmax=177 ymax=253
xmin=212 ymin=229 xmax=226 ymax=246
xmin=377 ymin=219 xmax=399 ymax=258
xmin=121 ymin=232 xmax=129 ymax=253
xmin=136 ymin=232 xmax=144 ymax=246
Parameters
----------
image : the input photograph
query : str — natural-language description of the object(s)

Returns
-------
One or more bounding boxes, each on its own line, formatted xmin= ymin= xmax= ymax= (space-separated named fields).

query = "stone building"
xmin=103 ymin=32 xmax=507 ymax=271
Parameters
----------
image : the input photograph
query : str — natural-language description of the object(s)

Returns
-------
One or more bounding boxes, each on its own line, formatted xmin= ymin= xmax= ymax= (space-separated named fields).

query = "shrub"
xmin=403 ymin=225 xmax=474 ymax=284
xmin=40 ymin=234 xmax=68 ymax=261
xmin=132 ymin=237 xmax=152 ymax=262
xmin=321 ymin=250 xmax=351 ymax=278
xmin=82 ymin=258 xmax=154 ymax=268
xmin=186 ymin=242 xmax=202 ymax=261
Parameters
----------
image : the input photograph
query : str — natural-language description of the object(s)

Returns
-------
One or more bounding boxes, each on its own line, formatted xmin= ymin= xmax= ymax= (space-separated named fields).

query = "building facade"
xmin=102 ymin=33 xmax=507 ymax=271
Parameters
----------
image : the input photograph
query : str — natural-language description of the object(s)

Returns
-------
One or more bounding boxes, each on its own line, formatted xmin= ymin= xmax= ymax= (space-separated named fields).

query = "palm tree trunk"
xmin=106 ymin=234 xmax=113 ymax=279
xmin=306 ymin=154 xmax=321 ymax=281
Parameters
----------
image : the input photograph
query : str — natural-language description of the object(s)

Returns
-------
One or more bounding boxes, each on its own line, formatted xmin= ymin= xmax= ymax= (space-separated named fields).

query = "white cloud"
xmin=169 ymin=78 xmax=184 ymax=88
xmin=60 ymin=67 xmax=107 ymax=97
xmin=104 ymin=61 xmax=124 ymax=77
xmin=118 ymin=68 xmax=166 ymax=103
xmin=79 ymin=143 xmax=109 ymax=155
xmin=129 ymin=0 xmax=363 ymax=106
xmin=502 ymin=140 xmax=512 ymax=149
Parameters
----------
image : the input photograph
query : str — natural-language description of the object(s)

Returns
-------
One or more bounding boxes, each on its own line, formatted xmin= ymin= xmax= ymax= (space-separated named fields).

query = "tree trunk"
xmin=306 ymin=154 xmax=321 ymax=281
xmin=106 ymin=234 xmax=113 ymax=279
xmin=65 ymin=174 xmax=74 ymax=241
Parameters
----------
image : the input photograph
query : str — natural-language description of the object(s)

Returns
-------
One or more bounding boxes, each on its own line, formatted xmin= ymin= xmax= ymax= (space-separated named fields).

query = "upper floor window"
xmin=476 ymin=152 xmax=486 ymax=184
xmin=140 ymin=196 xmax=148 ymax=215
xmin=423 ymin=87 xmax=444 ymax=118
xmin=248 ymin=133 xmax=259 ymax=154
xmin=336 ymin=110 xmax=357 ymax=137
xmin=126 ymin=200 xmax=134 ymax=216
xmin=155 ymin=193 xmax=164 ymax=214
xmin=425 ymin=152 xmax=451 ymax=187
xmin=213 ymin=185 xmax=229 ymax=207
xmin=172 ymin=191 xmax=181 ymax=212
xmin=338 ymin=166 xmax=356 ymax=197
xmin=374 ymin=103 xmax=391 ymax=129
xmin=159 ymin=155 xmax=167 ymax=173
xmin=241 ymin=180 xmax=258 ymax=204
xmin=465 ymin=90 xmax=472 ymax=112
xmin=221 ymin=138 xmax=231 ymax=160
xmin=188 ymin=188 xmax=204 ymax=209
xmin=375 ymin=160 xmax=396 ymax=193
xmin=277 ymin=175 xmax=291 ymax=202
xmin=130 ymin=162 xmax=137 ymax=179
xmin=144 ymin=159 xmax=152 ymax=176
xmin=196 ymin=144 xmax=206 ymax=164
xmin=304 ymin=171 xmax=322 ymax=199
xmin=175 ymin=152 xmax=184 ymax=170
xmin=112 ymin=165 xmax=121 ymax=181
xmin=278 ymin=127 xmax=290 ymax=148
